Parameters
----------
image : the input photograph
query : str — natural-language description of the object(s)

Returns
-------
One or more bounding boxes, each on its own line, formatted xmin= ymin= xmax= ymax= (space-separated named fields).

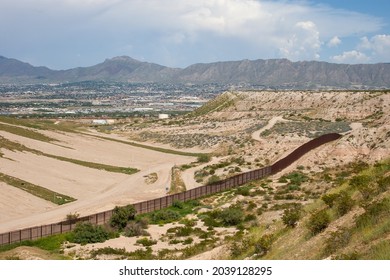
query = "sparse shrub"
xmin=136 ymin=237 xmax=157 ymax=247
xmin=278 ymin=177 xmax=288 ymax=183
xmin=219 ymin=207 xmax=245 ymax=226
xmin=201 ymin=206 xmax=244 ymax=227
xmin=229 ymin=236 xmax=251 ymax=258
xmin=356 ymin=198 xmax=390 ymax=228
xmin=65 ymin=212 xmax=80 ymax=223
xmin=281 ymin=206 xmax=302 ymax=228
xmin=90 ymin=247 xmax=127 ymax=259
xmin=175 ymin=226 xmax=194 ymax=237
xmin=172 ymin=200 xmax=184 ymax=209
xmin=366 ymin=240 xmax=390 ymax=259
xmin=244 ymin=214 xmax=257 ymax=222
xmin=183 ymin=237 xmax=194 ymax=245
xmin=110 ymin=205 xmax=137 ymax=230
xmin=180 ymin=218 xmax=197 ymax=227
xmin=349 ymin=174 xmax=372 ymax=189
xmin=124 ymin=221 xmax=149 ymax=237
xmin=197 ymin=154 xmax=211 ymax=163
xmin=287 ymin=184 xmax=300 ymax=191
xmin=235 ymin=185 xmax=251 ymax=196
xmin=208 ymin=175 xmax=221 ymax=184
xmin=169 ymin=239 xmax=182 ymax=245
xmin=377 ymin=176 xmax=390 ymax=192
xmin=334 ymin=191 xmax=354 ymax=216
xmin=322 ymin=173 xmax=332 ymax=182
xmin=349 ymin=161 xmax=369 ymax=173
xmin=307 ymin=209 xmax=331 ymax=235
xmin=321 ymin=193 xmax=340 ymax=208
xmin=332 ymin=251 xmax=360 ymax=260
xmin=323 ymin=228 xmax=351 ymax=255
xmin=254 ymin=234 xmax=274 ymax=256
xmin=246 ymin=201 xmax=257 ymax=211
xmin=150 ymin=209 xmax=181 ymax=224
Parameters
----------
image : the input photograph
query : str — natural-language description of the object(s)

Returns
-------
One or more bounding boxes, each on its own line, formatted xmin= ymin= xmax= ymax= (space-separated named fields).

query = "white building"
xmin=92 ymin=119 xmax=108 ymax=125
xmin=158 ymin=114 xmax=169 ymax=119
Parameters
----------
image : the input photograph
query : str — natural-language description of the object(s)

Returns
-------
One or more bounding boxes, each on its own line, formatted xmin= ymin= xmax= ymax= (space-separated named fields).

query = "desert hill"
xmin=0 ymin=89 xmax=389 ymax=260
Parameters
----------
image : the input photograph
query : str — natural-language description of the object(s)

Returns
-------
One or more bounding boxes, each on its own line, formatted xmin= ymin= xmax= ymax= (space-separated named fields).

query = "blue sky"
xmin=1 ymin=0 xmax=389 ymax=69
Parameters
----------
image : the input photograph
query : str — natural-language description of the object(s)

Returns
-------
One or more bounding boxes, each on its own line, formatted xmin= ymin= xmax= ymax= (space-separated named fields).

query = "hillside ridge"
xmin=0 ymin=55 xmax=389 ymax=88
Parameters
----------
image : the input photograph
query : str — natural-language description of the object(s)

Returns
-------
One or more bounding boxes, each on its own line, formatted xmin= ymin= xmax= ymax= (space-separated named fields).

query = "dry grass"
xmin=169 ymin=166 xmax=186 ymax=194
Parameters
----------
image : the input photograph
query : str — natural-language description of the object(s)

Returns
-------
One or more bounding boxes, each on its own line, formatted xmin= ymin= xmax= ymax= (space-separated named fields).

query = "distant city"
xmin=0 ymin=82 xmax=259 ymax=117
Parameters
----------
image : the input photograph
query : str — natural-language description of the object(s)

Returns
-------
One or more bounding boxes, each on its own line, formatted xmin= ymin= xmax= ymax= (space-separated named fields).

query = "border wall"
xmin=0 ymin=133 xmax=341 ymax=246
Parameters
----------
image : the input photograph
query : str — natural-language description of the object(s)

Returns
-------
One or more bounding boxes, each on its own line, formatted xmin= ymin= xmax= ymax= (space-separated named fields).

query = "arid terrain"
xmin=0 ymin=90 xmax=389 ymax=260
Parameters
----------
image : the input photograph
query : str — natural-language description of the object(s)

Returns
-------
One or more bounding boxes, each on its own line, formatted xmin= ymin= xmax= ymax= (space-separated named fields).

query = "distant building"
xmin=91 ymin=119 xmax=115 ymax=125
xmin=92 ymin=120 xmax=108 ymax=125
xmin=134 ymin=108 xmax=154 ymax=112
xmin=158 ymin=114 xmax=169 ymax=119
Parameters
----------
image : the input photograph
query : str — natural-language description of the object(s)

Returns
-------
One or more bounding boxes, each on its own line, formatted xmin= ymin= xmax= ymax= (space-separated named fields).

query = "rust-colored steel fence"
xmin=0 ymin=133 xmax=341 ymax=246
xmin=271 ymin=133 xmax=342 ymax=174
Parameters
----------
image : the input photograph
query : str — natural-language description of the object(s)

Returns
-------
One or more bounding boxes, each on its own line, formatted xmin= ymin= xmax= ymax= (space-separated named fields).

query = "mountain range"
xmin=0 ymin=55 xmax=389 ymax=88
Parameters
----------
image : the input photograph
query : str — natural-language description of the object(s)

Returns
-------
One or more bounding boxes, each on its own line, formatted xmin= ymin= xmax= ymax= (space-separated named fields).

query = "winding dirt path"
xmin=251 ymin=116 xmax=290 ymax=141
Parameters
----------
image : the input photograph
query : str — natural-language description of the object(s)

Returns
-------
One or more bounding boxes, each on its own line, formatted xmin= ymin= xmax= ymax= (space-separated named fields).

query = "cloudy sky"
xmin=1 ymin=0 xmax=389 ymax=69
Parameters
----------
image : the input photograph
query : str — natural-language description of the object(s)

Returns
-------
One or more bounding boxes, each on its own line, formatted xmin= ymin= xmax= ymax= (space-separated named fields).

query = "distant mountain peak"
xmin=106 ymin=56 xmax=141 ymax=63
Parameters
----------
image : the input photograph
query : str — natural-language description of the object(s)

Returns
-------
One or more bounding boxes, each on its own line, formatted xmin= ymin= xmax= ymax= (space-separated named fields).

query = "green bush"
xmin=280 ymin=172 xmax=308 ymax=186
xmin=356 ymin=198 xmax=390 ymax=228
xmin=70 ymin=222 xmax=110 ymax=245
xmin=150 ymin=209 xmax=181 ymax=224
xmin=124 ymin=221 xmax=149 ymax=237
xmin=254 ymin=234 xmax=274 ymax=256
xmin=332 ymin=252 xmax=360 ymax=260
xmin=235 ymin=185 xmax=252 ymax=196
xmin=180 ymin=218 xmax=197 ymax=227
xmin=321 ymin=193 xmax=340 ymax=208
xmin=110 ymin=205 xmax=137 ymax=230
xmin=136 ymin=237 xmax=157 ymax=247
xmin=174 ymin=226 xmax=193 ymax=237
xmin=334 ymin=191 xmax=354 ymax=216
xmin=218 ymin=207 xmax=245 ymax=226
xmin=377 ymin=176 xmax=390 ymax=192
xmin=323 ymin=228 xmax=351 ymax=255
xmin=197 ymin=154 xmax=211 ymax=163
xmin=349 ymin=175 xmax=372 ymax=189
xmin=183 ymin=237 xmax=194 ymax=245
xmin=208 ymin=175 xmax=221 ymax=184
xmin=172 ymin=200 xmax=184 ymax=209
xmin=201 ymin=206 xmax=244 ymax=227
xmin=281 ymin=206 xmax=301 ymax=228
xmin=307 ymin=209 xmax=331 ymax=235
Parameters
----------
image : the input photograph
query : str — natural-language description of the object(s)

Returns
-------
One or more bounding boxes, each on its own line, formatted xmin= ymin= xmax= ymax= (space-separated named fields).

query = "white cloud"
xmin=0 ymin=0 xmax=386 ymax=68
xmin=359 ymin=34 xmax=390 ymax=61
xmin=332 ymin=50 xmax=370 ymax=64
xmin=278 ymin=21 xmax=321 ymax=61
xmin=331 ymin=34 xmax=390 ymax=64
xmin=327 ymin=36 xmax=341 ymax=47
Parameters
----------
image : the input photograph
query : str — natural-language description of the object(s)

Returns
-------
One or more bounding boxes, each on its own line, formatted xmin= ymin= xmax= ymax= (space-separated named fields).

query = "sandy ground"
xmin=0 ymin=130 xmax=195 ymax=233
xmin=0 ymin=182 xmax=56 ymax=224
